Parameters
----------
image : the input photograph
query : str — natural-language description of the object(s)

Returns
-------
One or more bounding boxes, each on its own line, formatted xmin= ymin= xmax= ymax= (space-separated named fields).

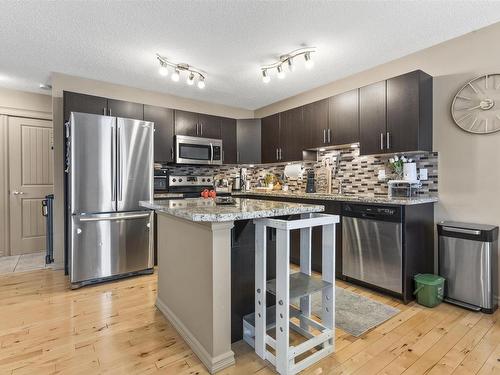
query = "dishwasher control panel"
xmin=342 ymin=203 xmax=402 ymax=222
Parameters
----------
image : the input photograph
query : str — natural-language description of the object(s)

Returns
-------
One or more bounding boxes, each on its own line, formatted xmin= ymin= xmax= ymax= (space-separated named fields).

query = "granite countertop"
xmin=153 ymin=192 xmax=184 ymax=199
xmin=140 ymin=197 xmax=324 ymax=222
xmin=233 ymin=190 xmax=439 ymax=206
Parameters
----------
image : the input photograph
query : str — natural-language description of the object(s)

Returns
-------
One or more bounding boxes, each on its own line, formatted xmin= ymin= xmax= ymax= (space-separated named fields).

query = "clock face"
xmin=451 ymin=74 xmax=500 ymax=134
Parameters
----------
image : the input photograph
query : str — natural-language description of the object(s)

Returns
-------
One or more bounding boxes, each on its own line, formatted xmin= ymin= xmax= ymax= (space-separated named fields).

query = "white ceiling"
xmin=1 ymin=1 xmax=500 ymax=110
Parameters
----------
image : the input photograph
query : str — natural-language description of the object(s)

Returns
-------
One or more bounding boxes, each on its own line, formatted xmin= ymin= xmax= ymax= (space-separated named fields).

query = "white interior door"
xmin=9 ymin=117 xmax=53 ymax=255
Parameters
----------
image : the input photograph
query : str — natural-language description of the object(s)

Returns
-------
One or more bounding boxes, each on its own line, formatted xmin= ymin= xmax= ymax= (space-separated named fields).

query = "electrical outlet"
xmin=378 ymin=169 xmax=386 ymax=181
xmin=419 ymin=168 xmax=428 ymax=181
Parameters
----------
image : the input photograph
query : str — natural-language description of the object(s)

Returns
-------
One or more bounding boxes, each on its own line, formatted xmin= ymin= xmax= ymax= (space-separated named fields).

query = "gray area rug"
xmin=292 ymin=287 xmax=400 ymax=337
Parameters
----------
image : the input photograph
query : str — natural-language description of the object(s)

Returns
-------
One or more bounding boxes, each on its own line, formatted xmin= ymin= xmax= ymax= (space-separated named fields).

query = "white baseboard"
xmin=156 ymin=297 xmax=235 ymax=374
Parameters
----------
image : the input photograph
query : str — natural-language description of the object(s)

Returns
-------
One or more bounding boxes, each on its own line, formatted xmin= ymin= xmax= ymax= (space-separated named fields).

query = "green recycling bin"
xmin=413 ymin=274 xmax=445 ymax=308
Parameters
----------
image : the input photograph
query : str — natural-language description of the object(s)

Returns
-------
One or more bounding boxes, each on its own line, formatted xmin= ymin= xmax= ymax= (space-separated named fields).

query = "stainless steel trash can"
xmin=438 ymin=221 xmax=498 ymax=313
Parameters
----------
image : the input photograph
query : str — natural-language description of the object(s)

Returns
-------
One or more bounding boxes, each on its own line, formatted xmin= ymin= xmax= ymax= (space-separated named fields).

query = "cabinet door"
xmin=303 ymin=98 xmax=329 ymax=148
xmin=359 ymin=81 xmax=387 ymax=155
xmin=63 ymin=91 xmax=107 ymax=122
xmin=237 ymin=119 xmax=261 ymax=164
xmin=144 ymin=105 xmax=174 ymax=163
xmin=386 ymin=70 xmax=432 ymax=153
xmin=220 ymin=117 xmax=237 ymax=164
xmin=261 ymin=114 xmax=280 ymax=163
xmin=107 ymin=99 xmax=143 ymax=120
xmin=329 ymin=89 xmax=359 ymax=145
xmin=174 ymin=110 xmax=199 ymax=136
xmin=198 ymin=114 xmax=221 ymax=139
xmin=280 ymin=106 xmax=305 ymax=162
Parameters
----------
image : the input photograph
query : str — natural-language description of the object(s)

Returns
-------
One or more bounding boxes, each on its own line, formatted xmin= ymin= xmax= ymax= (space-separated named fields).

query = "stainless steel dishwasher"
xmin=438 ymin=222 xmax=499 ymax=313
xmin=342 ymin=203 xmax=403 ymax=294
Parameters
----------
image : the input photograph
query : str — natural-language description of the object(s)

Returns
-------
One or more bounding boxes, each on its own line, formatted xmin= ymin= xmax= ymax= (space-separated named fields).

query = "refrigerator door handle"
xmin=117 ymin=124 xmax=122 ymax=202
xmin=111 ymin=124 xmax=116 ymax=203
xmin=79 ymin=213 xmax=151 ymax=222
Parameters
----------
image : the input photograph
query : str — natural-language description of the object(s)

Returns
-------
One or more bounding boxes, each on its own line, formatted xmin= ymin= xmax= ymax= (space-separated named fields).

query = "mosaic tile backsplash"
xmin=165 ymin=147 xmax=438 ymax=196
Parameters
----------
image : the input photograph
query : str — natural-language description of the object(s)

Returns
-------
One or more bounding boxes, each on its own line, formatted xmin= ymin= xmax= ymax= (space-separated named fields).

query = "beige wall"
xmin=0 ymin=88 xmax=52 ymax=257
xmin=50 ymin=73 xmax=253 ymax=266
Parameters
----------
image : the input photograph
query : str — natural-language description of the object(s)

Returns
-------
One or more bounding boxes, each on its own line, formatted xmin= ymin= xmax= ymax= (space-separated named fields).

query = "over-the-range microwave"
xmin=175 ymin=135 xmax=222 ymax=165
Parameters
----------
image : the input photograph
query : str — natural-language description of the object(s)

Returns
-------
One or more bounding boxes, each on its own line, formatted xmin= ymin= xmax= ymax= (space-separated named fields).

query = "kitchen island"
xmin=140 ymin=198 xmax=325 ymax=374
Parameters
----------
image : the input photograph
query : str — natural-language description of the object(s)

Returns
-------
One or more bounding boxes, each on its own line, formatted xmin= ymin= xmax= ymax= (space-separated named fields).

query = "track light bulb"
xmin=287 ymin=58 xmax=295 ymax=72
xmin=187 ymin=72 xmax=195 ymax=85
xmin=277 ymin=64 xmax=285 ymax=79
xmin=262 ymin=70 xmax=270 ymax=83
xmin=171 ymin=68 xmax=180 ymax=82
xmin=304 ymin=52 xmax=314 ymax=69
xmin=159 ymin=62 xmax=168 ymax=76
xmin=197 ymin=77 xmax=206 ymax=89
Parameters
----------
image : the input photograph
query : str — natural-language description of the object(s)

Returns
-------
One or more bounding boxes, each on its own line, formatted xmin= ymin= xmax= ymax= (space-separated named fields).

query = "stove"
xmin=167 ymin=175 xmax=214 ymax=198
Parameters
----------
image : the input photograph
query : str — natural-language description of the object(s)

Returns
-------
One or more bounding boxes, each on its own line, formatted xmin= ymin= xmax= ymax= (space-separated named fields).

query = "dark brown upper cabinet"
xmin=386 ymin=70 xmax=432 ymax=153
xmin=63 ymin=91 xmax=108 ymax=122
xmin=174 ymin=110 xmax=199 ymax=137
xmin=144 ymin=105 xmax=174 ymax=163
xmin=359 ymin=81 xmax=387 ymax=156
xmin=198 ymin=114 xmax=221 ymax=139
xmin=261 ymin=114 xmax=281 ymax=163
xmin=280 ymin=106 xmax=306 ymax=162
xmin=303 ymin=98 xmax=329 ymax=148
xmin=359 ymin=70 xmax=433 ymax=155
xmin=174 ymin=110 xmax=221 ymax=139
xmin=107 ymin=99 xmax=144 ymax=120
xmin=220 ymin=117 xmax=237 ymax=164
xmin=329 ymin=89 xmax=359 ymax=146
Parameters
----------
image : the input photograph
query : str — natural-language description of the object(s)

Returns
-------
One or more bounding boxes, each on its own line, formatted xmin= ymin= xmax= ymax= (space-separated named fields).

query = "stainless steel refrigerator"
xmin=68 ymin=112 xmax=154 ymax=288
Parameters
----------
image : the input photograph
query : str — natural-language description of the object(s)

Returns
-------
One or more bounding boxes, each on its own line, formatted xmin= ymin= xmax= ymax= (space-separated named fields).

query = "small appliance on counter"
xmin=438 ymin=221 xmax=499 ymax=313
xmin=154 ymin=168 xmax=169 ymax=193
xmin=305 ymin=169 xmax=316 ymax=193
xmin=215 ymin=178 xmax=232 ymax=194
xmin=387 ymin=180 xmax=421 ymax=197
xmin=233 ymin=176 xmax=242 ymax=191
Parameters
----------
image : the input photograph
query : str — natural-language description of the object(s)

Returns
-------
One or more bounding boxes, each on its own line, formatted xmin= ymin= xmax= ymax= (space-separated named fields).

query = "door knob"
xmin=12 ymin=191 xmax=19 ymax=195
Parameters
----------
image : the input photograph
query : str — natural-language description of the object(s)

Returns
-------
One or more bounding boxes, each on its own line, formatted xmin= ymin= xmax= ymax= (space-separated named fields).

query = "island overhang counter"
xmin=140 ymin=198 xmax=325 ymax=374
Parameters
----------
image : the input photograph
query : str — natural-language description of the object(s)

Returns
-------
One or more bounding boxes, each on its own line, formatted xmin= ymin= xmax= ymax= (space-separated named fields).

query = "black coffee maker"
xmin=305 ymin=169 xmax=316 ymax=193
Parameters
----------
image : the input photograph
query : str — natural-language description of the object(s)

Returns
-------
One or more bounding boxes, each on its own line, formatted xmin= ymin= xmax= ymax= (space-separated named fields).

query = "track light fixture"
xmin=260 ymin=47 xmax=316 ymax=83
xmin=156 ymin=53 xmax=207 ymax=89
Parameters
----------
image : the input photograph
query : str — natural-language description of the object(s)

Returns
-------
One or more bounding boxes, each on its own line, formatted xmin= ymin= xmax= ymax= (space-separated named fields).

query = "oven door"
xmin=175 ymin=135 xmax=222 ymax=165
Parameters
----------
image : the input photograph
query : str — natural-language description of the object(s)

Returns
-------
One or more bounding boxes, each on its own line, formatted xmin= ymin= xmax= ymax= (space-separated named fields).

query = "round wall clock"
xmin=451 ymin=74 xmax=500 ymax=134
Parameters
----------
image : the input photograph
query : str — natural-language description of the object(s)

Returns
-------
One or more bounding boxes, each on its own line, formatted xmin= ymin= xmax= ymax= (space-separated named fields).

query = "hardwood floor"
xmin=0 ymin=269 xmax=498 ymax=374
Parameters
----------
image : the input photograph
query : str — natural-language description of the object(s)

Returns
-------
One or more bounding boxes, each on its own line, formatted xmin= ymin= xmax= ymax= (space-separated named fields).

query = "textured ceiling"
xmin=1 ymin=1 xmax=500 ymax=110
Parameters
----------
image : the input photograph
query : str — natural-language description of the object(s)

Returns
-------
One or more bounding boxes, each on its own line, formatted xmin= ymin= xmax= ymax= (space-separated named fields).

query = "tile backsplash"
xmin=164 ymin=147 xmax=438 ymax=196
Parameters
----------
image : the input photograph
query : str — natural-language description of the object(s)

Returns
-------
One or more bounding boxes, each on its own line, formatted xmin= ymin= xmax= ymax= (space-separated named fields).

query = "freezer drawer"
xmin=70 ymin=211 xmax=153 ymax=285
xmin=342 ymin=217 xmax=403 ymax=293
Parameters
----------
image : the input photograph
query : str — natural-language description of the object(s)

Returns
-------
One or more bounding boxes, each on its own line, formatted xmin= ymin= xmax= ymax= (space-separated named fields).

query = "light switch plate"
xmin=419 ymin=168 xmax=428 ymax=180
xmin=378 ymin=169 xmax=386 ymax=181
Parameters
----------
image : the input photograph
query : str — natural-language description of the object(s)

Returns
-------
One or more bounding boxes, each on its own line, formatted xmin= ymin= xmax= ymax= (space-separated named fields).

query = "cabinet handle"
xmin=103 ymin=107 xmax=107 ymax=115
xmin=222 ymin=150 xmax=225 ymax=162
xmin=323 ymin=129 xmax=326 ymax=143
xmin=386 ymin=132 xmax=390 ymax=149
xmin=380 ymin=133 xmax=384 ymax=150
xmin=171 ymin=147 xmax=174 ymax=161
xmin=276 ymin=148 xmax=279 ymax=161
xmin=200 ymin=123 xmax=203 ymax=136
xmin=109 ymin=108 xmax=112 ymax=116
xmin=237 ymin=151 xmax=240 ymax=163
xmin=328 ymin=128 xmax=331 ymax=143
xmin=279 ymin=148 xmax=282 ymax=160
xmin=196 ymin=123 xmax=199 ymax=135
